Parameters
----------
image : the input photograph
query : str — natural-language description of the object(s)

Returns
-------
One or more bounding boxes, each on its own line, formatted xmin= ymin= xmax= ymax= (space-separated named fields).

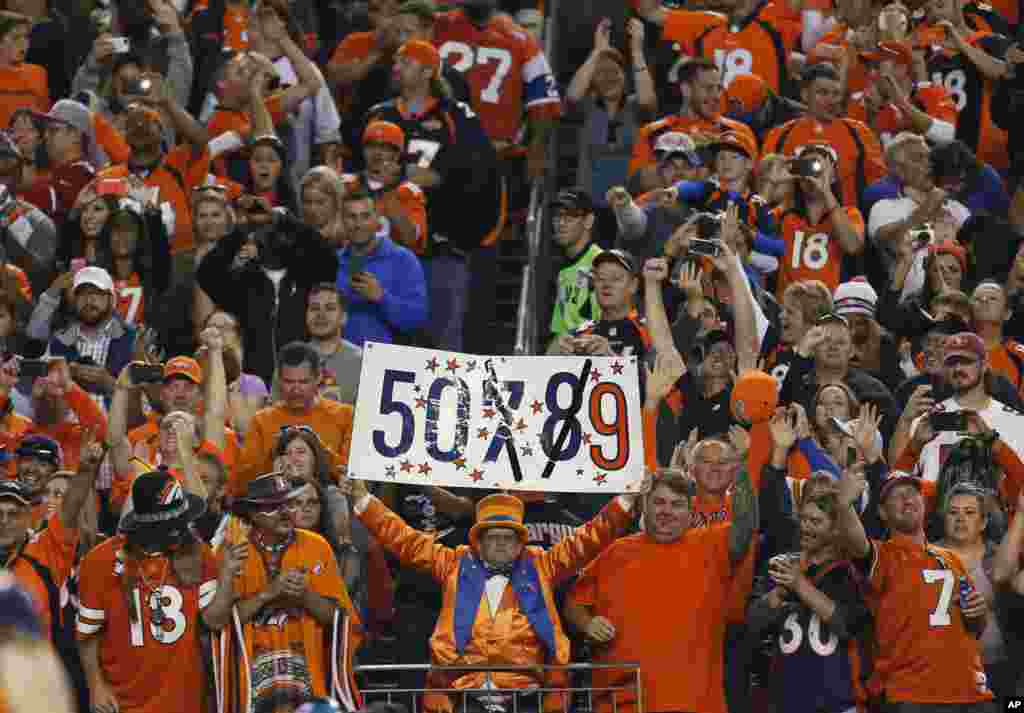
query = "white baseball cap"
xmin=72 ymin=266 xmax=114 ymax=293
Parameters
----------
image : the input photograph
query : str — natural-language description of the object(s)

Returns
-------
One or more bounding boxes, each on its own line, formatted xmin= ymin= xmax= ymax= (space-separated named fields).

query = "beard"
xmin=77 ymin=304 xmax=111 ymax=327
xmin=33 ymin=397 xmax=61 ymax=426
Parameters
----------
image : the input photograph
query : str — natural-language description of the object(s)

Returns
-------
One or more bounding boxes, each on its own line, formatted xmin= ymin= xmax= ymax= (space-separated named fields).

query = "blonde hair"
xmin=299 ymin=166 xmax=346 ymax=243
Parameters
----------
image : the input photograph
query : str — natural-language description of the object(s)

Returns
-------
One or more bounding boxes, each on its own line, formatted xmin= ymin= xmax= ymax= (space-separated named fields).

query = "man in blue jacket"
xmin=336 ymin=189 xmax=428 ymax=346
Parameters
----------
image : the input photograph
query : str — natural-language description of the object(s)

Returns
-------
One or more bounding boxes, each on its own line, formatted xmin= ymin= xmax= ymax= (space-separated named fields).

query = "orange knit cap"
xmin=723 ymin=73 xmax=769 ymax=115
xmin=397 ymin=40 xmax=441 ymax=78
xmin=363 ymin=120 xmax=406 ymax=150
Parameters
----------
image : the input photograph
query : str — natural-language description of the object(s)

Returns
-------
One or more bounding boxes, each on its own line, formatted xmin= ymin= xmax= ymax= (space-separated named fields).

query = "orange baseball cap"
xmin=397 ymin=40 xmax=441 ymax=77
xmin=861 ymin=40 xmax=913 ymax=66
xmin=363 ymin=120 xmax=406 ymax=150
xmin=709 ymin=130 xmax=758 ymax=160
xmin=722 ymin=74 xmax=769 ymax=116
xmin=163 ymin=356 xmax=203 ymax=384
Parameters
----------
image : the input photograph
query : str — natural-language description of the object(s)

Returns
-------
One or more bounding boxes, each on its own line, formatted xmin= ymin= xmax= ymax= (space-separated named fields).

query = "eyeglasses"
xmin=279 ymin=425 xmax=316 ymax=437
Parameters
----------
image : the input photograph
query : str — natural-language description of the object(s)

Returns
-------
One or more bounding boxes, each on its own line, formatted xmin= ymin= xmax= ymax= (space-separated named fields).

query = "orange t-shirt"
xmin=99 ymin=146 xmax=212 ymax=255
xmin=9 ymin=513 xmax=78 ymax=642
xmin=862 ymin=536 xmax=993 ymax=703
xmin=630 ymin=114 xmax=758 ymax=176
xmin=0 ymin=63 xmax=49 ymax=128
xmin=763 ymin=116 xmax=885 ymax=208
xmin=76 ymin=536 xmax=218 ymax=713
xmin=29 ymin=384 xmax=108 ymax=471
xmin=570 ymin=525 xmax=743 ymax=713
xmin=230 ymin=398 xmax=353 ymax=496
xmin=663 ymin=4 xmax=802 ymax=95
xmin=986 ymin=340 xmax=1024 ymax=396
xmin=776 ymin=206 xmax=865 ymax=299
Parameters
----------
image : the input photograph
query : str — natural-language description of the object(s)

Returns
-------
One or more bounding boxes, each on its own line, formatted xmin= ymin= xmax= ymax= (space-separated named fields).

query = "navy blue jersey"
xmin=772 ymin=560 xmax=871 ymax=713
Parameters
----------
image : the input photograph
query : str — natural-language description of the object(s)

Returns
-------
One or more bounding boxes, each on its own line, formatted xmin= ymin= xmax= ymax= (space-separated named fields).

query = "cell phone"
xmin=909 ymin=226 xmax=935 ymax=248
xmin=348 ymin=253 xmax=366 ymax=277
xmin=110 ymin=36 xmax=131 ymax=53
xmin=689 ymin=238 xmax=722 ymax=258
xmin=121 ymin=77 xmax=153 ymax=96
xmin=19 ymin=359 xmax=49 ymax=379
xmin=130 ymin=362 xmax=165 ymax=385
xmin=96 ymin=178 xmax=129 ymax=197
xmin=929 ymin=411 xmax=967 ymax=432
xmin=70 ymin=258 xmax=87 ymax=274
xmin=789 ymin=157 xmax=825 ymax=178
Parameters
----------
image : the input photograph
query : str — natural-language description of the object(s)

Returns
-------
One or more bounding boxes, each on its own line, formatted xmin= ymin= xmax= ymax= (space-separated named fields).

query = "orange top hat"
xmin=469 ymin=493 xmax=528 ymax=549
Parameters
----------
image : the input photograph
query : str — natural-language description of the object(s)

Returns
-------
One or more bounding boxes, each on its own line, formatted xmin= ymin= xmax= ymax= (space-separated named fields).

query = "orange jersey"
xmin=986 ymin=340 xmax=1024 ymax=395
xmin=862 ymin=536 xmax=993 ymax=703
xmin=8 ymin=513 xmax=79 ymax=642
xmin=114 ymin=273 xmax=145 ymax=325
xmin=189 ymin=0 xmax=249 ymax=50
xmin=0 ymin=63 xmax=49 ymax=128
xmin=0 ymin=408 xmax=34 ymax=478
xmin=77 ymin=537 xmax=219 ymax=713
xmin=663 ymin=4 xmax=802 ymax=95
xmin=99 ymin=146 xmax=212 ymax=255
xmin=341 ymin=173 xmax=428 ymax=254
xmin=763 ymin=116 xmax=885 ymax=208
xmin=847 ymin=83 xmax=958 ymax=145
xmin=776 ymin=206 xmax=864 ymax=298
xmin=433 ymin=10 xmax=561 ymax=143
xmin=629 ymin=114 xmax=758 ymax=175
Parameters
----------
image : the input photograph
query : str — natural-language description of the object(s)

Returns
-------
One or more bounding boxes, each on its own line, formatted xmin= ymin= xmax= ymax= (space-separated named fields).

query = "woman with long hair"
xmin=749 ymin=455 xmax=871 ymax=713
xmin=245 ymin=134 xmax=299 ymax=214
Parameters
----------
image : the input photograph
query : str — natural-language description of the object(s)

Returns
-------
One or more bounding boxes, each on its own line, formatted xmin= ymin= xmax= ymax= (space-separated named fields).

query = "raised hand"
xmin=853 ymin=403 xmax=883 ymax=464
xmin=644 ymin=350 xmax=685 ymax=404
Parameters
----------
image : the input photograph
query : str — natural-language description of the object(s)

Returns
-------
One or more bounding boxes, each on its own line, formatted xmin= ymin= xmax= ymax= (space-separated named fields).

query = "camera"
xmin=689 ymin=238 xmax=723 ymax=258
xmin=789 ymin=157 xmax=825 ymax=178
xmin=122 ymin=77 xmax=153 ymax=97
xmin=693 ymin=212 xmax=722 ymax=242
xmin=110 ymin=37 xmax=131 ymax=53
xmin=909 ymin=225 xmax=935 ymax=247
xmin=19 ymin=359 xmax=49 ymax=379
xmin=929 ymin=411 xmax=967 ymax=432
xmin=130 ymin=363 xmax=165 ymax=385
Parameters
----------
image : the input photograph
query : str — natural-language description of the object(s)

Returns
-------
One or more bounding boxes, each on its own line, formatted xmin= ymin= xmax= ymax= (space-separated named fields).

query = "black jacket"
xmin=196 ymin=213 xmax=339 ymax=383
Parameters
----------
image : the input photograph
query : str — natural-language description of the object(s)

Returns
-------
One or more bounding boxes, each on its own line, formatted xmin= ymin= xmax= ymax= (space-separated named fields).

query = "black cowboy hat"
xmin=120 ymin=470 xmax=206 ymax=542
xmin=230 ymin=471 xmax=301 ymax=516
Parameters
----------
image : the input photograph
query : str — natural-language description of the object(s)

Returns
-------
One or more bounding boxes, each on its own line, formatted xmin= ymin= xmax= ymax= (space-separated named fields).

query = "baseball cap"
xmin=551 ymin=187 xmax=594 ymax=214
xmin=592 ymin=248 xmax=636 ymax=274
xmin=38 ymin=99 xmax=92 ymax=136
xmin=363 ymin=121 xmax=405 ymax=150
xmin=879 ymin=471 xmax=922 ymax=503
xmin=0 ymin=480 xmax=32 ymax=506
xmin=708 ymin=131 xmax=758 ymax=161
xmin=72 ymin=266 xmax=114 ymax=293
xmin=730 ymin=369 xmax=778 ymax=425
xmin=163 ymin=356 xmax=203 ymax=385
xmin=653 ymin=132 xmax=702 ymax=167
xmin=15 ymin=435 xmax=62 ymax=468
xmin=397 ymin=40 xmax=441 ymax=77
xmin=861 ymin=40 xmax=913 ymax=66
xmin=943 ymin=332 xmax=986 ymax=365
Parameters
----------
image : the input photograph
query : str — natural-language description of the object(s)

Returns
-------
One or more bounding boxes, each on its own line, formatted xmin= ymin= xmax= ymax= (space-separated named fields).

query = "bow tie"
xmin=483 ymin=563 xmax=514 ymax=579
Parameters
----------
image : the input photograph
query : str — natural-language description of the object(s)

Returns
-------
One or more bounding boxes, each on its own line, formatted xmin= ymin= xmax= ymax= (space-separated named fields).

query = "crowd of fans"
xmin=1 ymin=0 xmax=1024 ymax=711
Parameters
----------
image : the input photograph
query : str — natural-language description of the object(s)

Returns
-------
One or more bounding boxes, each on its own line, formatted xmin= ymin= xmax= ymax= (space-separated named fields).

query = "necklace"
xmin=137 ymin=558 xmax=171 ymax=640
xmin=253 ymin=528 xmax=294 ymax=556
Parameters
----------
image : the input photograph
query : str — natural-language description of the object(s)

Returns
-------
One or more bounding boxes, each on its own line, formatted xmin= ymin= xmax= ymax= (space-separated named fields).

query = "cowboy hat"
xmin=120 ymin=470 xmax=206 ymax=546
xmin=230 ymin=471 xmax=301 ymax=516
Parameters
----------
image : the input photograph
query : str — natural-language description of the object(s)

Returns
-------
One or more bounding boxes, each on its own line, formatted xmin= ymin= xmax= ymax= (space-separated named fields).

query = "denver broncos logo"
xmin=159 ymin=481 xmax=184 ymax=506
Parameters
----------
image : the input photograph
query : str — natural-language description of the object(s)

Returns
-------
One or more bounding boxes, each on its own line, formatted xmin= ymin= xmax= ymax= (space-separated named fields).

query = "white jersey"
xmin=910 ymin=396 xmax=1024 ymax=481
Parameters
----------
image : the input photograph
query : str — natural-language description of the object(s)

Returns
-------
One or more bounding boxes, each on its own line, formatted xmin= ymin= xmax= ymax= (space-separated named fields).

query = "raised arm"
xmin=994 ymin=492 xmax=1024 ymax=594
xmin=642 ymin=257 xmax=676 ymax=358
xmin=200 ymin=327 xmax=228 ymax=452
xmin=728 ymin=459 xmax=759 ymax=568
xmin=61 ymin=431 xmax=105 ymax=530
xmin=260 ymin=8 xmax=324 ymax=114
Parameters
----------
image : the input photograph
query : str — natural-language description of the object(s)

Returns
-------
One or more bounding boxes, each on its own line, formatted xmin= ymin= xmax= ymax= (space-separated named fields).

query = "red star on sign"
xmin=515 ymin=418 xmax=528 ymax=432
xmin=477 ymin=427 xmax=490 ymax=440
xmin=418 ymin=462 xmax=433 ymax=475
xmin=400 ymin=460 xmax=414 ymax=473
xmin=469 ymin=468 xmax=484 ymax=482
xmin=593 ymin=473 xmax=607 ymax=485
xmin=454 ymin=456 xmax=467 ymax=470
xmin=426 ymin=357 xmax=440 ymax=373
xmin=482 ymin=408 xmax=496 ymax=419
xmin=611 ymin=361 xmax=624 ymax=375
xmin=590 ymin=369 xmax=602 ymax=383
xmin=582 ymin=433 xmax=592 ymax=445
xmin=446 ymin=358 xmax=460 ymax=373
xmin=415 ymin=397 xmax=427 ymax=409
xmin=530 ymin=400 xmax=543 ymax=415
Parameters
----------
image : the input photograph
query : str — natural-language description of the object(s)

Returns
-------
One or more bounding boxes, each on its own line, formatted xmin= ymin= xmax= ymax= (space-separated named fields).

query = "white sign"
xmin=349 ymin=344 xmax=645 ymax=492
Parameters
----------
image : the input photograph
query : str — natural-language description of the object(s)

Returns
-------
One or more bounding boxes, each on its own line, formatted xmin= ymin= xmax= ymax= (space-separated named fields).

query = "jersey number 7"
xmin=922 ymin=569 xmax=955 ymax=627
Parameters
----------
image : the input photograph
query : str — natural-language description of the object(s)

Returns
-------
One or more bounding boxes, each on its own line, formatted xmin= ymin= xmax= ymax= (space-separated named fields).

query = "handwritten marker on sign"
xmin=348 ymin=344 xmax=644 ymax=493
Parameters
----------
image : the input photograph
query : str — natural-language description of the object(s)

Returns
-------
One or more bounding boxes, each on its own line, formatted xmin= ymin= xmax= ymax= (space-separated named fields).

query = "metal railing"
xmin=513 ymin=0 xmax=562 ymax=356
xmin=355 ymin=662 xmax=643 ymax=713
